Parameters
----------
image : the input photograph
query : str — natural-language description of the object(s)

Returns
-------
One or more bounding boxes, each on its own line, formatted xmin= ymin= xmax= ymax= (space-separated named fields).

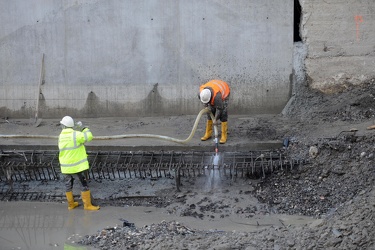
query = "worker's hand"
xmin=76 ymin=121 xmax=83 ymax=128
xmin=75 ymin=121 xmax=87 ymax=131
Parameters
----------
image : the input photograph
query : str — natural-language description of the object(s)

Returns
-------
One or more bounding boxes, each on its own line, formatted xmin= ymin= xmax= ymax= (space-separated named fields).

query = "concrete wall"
xmin=300 ymin=0 xmax=375 ymax=92
xmin=0 ymin=0 xmax=294 ymax=118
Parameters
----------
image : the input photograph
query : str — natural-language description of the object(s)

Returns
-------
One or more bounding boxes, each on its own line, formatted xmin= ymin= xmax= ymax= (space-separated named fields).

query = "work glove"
xmin=76 ymin=121 xmax=83 ymax=128
xmin=75 ymin=121 xmax=87 ymax=131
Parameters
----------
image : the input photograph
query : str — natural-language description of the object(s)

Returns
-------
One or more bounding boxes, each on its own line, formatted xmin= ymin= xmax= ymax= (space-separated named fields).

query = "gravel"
xmin=78 ymin=81 xmax=375 ymax=249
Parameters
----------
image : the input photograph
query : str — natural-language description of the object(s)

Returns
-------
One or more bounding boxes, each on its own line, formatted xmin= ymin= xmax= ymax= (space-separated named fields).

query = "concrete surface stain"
xmin=145 ymin=83 xmax=163 ymax=115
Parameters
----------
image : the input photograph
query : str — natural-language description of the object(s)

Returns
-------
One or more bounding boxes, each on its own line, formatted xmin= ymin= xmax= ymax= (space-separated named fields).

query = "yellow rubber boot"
xmin=81 ymin=190 xmax=100 ymax=210
xmin=66 ymin=191 xmax=79 ymax=210
xmin=220 ymin=121 xmax=228 ymax=144
xmin=201 ymin=120 xmax=213 ymax=141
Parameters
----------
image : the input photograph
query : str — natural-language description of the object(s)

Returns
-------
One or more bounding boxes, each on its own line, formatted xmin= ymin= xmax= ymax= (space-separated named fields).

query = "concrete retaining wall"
xmin=300 ymin=0 xmax=375 ymax=92
xmin=0 ymin=0 xmax=293 ymax=118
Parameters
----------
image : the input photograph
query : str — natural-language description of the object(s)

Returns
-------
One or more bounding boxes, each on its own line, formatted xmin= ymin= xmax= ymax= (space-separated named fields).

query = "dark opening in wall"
xmin=294 ymin=0 xmax=302 ymax=42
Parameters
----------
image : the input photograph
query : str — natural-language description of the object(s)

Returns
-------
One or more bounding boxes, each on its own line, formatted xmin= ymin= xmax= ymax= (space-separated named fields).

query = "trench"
xmin=0 ymin=149 xmax=308 ymax=201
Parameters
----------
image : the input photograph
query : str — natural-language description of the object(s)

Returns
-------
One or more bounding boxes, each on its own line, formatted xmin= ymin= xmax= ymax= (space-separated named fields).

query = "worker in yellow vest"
xmin=58 ymin=116 xmax=99 ymax=211
xmin=199 ymin=79 xmax=231 ymax=144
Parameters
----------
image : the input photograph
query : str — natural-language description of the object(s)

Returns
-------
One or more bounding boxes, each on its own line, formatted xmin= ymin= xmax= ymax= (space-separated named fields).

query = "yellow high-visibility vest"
xmin=58 ymin=128 xmax=93 ymax=174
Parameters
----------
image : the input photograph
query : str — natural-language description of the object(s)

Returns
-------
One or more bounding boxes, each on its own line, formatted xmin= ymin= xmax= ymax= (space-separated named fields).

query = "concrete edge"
xmin=0 ymin=141 xmax=283 ymax=152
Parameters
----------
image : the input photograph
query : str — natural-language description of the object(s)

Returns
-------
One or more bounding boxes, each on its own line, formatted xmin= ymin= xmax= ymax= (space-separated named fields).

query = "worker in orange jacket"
xmin=199 ymin=80 xmax=230 ymax=144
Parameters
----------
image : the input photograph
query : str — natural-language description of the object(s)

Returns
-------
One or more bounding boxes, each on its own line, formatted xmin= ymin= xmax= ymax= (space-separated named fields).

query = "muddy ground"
xmin=1 ymin=80 xmax=375 ymax=249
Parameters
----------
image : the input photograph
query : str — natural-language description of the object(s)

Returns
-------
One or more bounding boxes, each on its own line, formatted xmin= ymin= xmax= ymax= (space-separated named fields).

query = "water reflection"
xmin=0 ymin=202 xmax=100 ymax=250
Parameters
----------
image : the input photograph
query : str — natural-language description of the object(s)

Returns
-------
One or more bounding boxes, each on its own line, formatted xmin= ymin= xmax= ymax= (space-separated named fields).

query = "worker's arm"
xmin=213 ymin=93 xmax=225 ymax=109
xmin=76 ymin=128 xmax=93 ymax=144
xmin=212 ymin=93 xmax=224 ymax=124
xmin=214 ymin=109 xmax=221 ymax=124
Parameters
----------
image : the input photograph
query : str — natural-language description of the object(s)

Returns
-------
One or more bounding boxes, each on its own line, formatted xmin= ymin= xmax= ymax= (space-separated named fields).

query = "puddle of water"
xmin=0 ymin=200 xmax=318 ymax=250
xmin=0 ymin=202 xmax=115 ymax=250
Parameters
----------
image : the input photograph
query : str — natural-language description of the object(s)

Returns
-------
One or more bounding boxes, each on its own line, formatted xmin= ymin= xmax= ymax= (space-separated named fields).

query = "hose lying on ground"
xmin=0 ymin=108 xmax=218 ymax=144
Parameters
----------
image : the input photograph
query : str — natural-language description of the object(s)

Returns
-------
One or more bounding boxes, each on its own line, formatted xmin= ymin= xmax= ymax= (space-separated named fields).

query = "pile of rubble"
xmin=78 ymin=81 xmax=375 ymax=249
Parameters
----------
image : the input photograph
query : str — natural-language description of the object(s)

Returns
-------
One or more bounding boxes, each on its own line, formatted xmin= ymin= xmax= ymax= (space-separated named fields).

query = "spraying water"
xmin=204 ymin=153 xmax=222 ymax=191
xmin=213 ymin=153 xmax=220 ymax=167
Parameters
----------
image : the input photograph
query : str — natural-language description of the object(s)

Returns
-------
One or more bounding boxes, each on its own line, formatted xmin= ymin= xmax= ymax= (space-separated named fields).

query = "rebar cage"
xmin=0 ymin=150 xmax=305 ymax=183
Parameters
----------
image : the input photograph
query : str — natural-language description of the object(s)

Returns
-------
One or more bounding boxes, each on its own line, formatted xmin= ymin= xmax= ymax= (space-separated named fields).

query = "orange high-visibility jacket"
xmin=199 ymin=80 xmax=230 ymax=106
xmin=58 ymin=128 xmax=93 ymax=174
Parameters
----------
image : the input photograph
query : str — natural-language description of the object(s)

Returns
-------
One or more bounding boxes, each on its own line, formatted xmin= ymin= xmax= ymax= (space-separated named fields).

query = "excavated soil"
xmin=1 ymin=80 xmax=375 ymax=249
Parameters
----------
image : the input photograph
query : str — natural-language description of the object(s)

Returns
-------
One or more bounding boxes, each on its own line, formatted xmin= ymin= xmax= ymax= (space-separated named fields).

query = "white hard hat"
xmin=200 ymin=89 xmax=211 ymax=104
xmin=60 ymin=116 xmax=74 ymax=128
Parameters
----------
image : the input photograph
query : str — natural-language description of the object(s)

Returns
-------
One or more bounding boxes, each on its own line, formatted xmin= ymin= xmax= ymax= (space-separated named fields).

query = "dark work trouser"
xmin=206 ymin=99 xmax=229 ymax=122
xmin=64 ymin=171 xmax=89 ymax=192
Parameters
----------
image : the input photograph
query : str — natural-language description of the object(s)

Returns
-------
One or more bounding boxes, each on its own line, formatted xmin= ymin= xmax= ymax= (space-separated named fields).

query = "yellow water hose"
xmin=0 ymin=108 xmax=218 ymax=144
